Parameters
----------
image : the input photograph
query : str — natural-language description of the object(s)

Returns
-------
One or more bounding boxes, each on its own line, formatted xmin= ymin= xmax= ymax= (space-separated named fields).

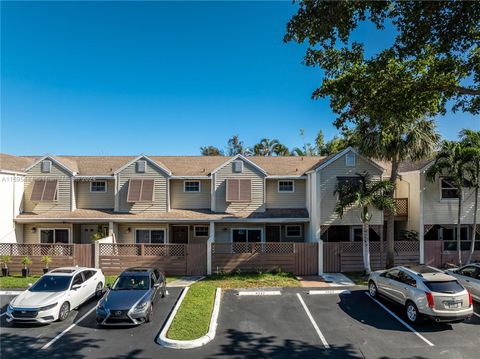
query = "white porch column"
xmin=207 ymin=221 xmax=215 ymax=275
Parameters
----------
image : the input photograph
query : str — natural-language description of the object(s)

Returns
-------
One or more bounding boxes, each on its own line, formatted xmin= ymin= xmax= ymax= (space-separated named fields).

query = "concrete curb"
xmin=157 ymin=287 xmax=222 ymax=349
xmin=0 ymin=290 xmax=23 ymax=295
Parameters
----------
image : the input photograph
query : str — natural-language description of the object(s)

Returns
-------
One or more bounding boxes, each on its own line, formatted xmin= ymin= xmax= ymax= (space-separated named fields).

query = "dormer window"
xmin=233 ymin=160 xmax=243 ymax=173
xmin=345 ymin=153 xmax=356 ymax=167
xmin=41 ymin=160 xmax=52 ymax=173
xmin=184 ymin=181 xmax=200 ymax=193
xmin=136 ymin=160 xmax=147 ymax=173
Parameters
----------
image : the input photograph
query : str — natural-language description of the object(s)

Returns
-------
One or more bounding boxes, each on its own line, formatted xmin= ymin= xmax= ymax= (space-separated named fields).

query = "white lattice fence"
xmin=0 ymin=244 xmax=74 ymax=256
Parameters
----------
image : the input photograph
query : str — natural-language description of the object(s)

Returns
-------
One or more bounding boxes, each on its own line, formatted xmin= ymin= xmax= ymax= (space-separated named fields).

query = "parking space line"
xmin=309 ymin=289 xmax=350 ymax=295
xmin=41 ymin=306 xmax=96 ymax=350
xmin=474 ymin=312 xmax=480 ymax=318
xmin=365 ymin=293 xmax=434 ymax=347
xmin=237 ymin=290 xmax=281 ymax=296
xmin=0 ymin=312 xmax=5 ymax=317
xmin=296 ymin=293 xmax=330 ymax=349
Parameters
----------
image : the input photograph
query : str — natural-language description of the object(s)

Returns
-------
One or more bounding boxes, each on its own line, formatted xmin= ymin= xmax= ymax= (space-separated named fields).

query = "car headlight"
xmin=97 ymin=300 xmax=106 ymax=311
xmin=7 ymin=304 xmax=14 ymax=311
xmin=39 ymin=302 xmax=58 ymax=311
xmin=133 ymin=301 xmax=149 ymax=312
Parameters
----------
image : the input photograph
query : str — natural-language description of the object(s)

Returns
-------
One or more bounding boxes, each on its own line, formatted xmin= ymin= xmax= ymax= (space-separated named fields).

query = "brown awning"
xmin=127 ymin=179 xmax=154 ymax=202
xmin=30 ymin=180 xmax=58 ymax=201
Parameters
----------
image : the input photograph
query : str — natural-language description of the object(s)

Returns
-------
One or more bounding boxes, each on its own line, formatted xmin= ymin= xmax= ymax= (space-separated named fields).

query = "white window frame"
xmin=184 ymin=180 xmax=201 ymax=193
xmin=350 ymin=226 xmax=362 ymax=242
xmin=90 ymin=181 xmax=107 ymax=193
xmin=278 ymin=180 xmax=295 ymax=193
xmin=41 ymin=160 xmax=52 ymax=173
xmin=439 ymin=177 xmax=461 ymax=201
xmin=345 ymin=153 xmax=356 ymax=167
xmin=285 ymin=225 xmax=302 ymax=238
xmin=194 ymin=225 xmax=209 ymax=237
xmin=438 ymin=225 xmax=469 ymax=241
xmin=136 ymin=160 xmax=147 ymax=173
xmin=134 ymin=228 xmax=167 ymax=244
xmin=38 ymin=228 xmax=71 ymax=244
xmin=230 ymin=228 xmax=264 ymax=243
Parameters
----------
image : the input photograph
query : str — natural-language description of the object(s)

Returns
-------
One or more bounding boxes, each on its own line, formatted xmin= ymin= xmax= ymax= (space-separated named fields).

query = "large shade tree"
xmin=335 ymin=172 xmax=397 ymax=274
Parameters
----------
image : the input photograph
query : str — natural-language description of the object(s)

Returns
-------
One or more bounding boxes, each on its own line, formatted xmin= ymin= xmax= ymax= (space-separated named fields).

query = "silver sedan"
xmin=446 ymin=263 xmax=480 ymax=302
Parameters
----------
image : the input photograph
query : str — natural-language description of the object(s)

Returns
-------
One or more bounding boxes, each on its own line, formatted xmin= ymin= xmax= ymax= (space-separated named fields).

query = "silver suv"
xmin=368 ymin=265 xmax=473 ymax=324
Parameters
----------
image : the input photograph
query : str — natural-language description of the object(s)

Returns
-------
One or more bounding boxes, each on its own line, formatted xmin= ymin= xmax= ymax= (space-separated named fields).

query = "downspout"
xmin=419 ymin=171 xmax=425 ymax=264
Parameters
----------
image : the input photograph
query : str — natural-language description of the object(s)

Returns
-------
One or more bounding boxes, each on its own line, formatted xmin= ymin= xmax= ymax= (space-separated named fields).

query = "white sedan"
xmin=6 ymin=267 xmax=105 ymax=323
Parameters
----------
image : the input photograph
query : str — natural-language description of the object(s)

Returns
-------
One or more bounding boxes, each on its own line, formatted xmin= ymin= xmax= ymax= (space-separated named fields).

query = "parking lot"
xmin=1 ymin=287 xmax=479 ymax=359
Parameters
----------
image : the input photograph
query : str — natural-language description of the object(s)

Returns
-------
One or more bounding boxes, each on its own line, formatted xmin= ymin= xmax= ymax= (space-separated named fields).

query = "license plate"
xmin=444 ymin=301 xmax=462 ymax=309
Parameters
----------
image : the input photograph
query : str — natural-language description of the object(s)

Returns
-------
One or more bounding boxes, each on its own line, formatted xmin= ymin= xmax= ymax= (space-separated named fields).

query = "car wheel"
xmin=368 ymin=281 xmax=378 ymax=298
xmin=405 ymin=301 xmax=420 ymax=324
xmin=58 ymin=302 xmax=70 ymax=321
xmin=95 ymin=282 xmax=103 ymax=298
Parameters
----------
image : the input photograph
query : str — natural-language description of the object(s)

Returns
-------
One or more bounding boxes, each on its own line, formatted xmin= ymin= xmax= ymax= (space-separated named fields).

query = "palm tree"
xmin=253 ymin=138 xmax=282 ymax=156
xmin=200 ymin=146 xmax=224 ymax=156
xmin=227 ymin=135 xmax=249 ymax=156
xmin=426 ymin=140 xmax=473 ymax=266
xmin=460 ymin=129 xmax=480 ymax=264
xmin=357 ymin=117 xmax=439 ymax=268
xmin=335 ymin=172 xmax=397 ymax=274
xmin=273 ymin=144 xmax=290 ymax=156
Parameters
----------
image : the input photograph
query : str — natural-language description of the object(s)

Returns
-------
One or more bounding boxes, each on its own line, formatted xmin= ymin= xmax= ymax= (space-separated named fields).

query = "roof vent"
xmin=41 ymin=160 xmax=52 ymax=173
xmin=233 ymin=160 xmax=243 ymax=173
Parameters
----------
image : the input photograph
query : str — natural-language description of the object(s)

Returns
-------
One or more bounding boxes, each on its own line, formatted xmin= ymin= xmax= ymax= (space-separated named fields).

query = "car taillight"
xmin=425 ymin=292 xmax=435 ymax=308
xmin=468 ymin=291 xmax=473 ymax=307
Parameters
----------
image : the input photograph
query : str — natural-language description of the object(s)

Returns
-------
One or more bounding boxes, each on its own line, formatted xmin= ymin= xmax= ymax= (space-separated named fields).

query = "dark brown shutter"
xmin=127 ymin=179 xmax=142 ymax=202
xmin=140 ymin=179 xmax=155 ymax=202
xmin=42 ymin=180 xmax=58 ymax=201
xmin=30 ymin=180 xmax=46 ymax=201
xmin=239 ymin=179 xmax=251 ymax=202
xmin=226 ymin=179 xmax=239 ymax=201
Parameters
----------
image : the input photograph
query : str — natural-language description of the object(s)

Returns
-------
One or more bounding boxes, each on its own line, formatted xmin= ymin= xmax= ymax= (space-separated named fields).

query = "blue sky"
xmin=2 ymin=1 xmax=478 ymax=156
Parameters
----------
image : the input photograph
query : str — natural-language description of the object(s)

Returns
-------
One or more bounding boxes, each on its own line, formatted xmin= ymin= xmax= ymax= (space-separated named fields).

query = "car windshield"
xmin=424 ymin=280 xmax=464 ymax=294
xmin=112 ymin=275 xmax=149 ymax=291
xmin=29 ymin=275 xmax=71 ymax=292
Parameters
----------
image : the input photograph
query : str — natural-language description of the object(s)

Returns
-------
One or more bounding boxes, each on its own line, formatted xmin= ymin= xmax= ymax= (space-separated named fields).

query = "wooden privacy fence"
xmin=323 ymin=241 xmax=420 ymax=272
xmin=0 ymin=243 xmax=76 ymax=274
xmin=211 ymin=242 xmax=318 ymax=275
xmin=424 ymin=241 xmax=480 ymax=267
xmin=98 ymin=243 xmax=207 ymax=276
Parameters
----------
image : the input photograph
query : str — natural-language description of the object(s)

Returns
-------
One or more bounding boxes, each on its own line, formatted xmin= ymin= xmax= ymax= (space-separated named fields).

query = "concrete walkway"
xmin=167 ymin=276 xmax=204 ymax=287
xmin=297 ymin=273 xmax=356 ymax=288
xmin=297 ymin=276 xmax=331 ymax=288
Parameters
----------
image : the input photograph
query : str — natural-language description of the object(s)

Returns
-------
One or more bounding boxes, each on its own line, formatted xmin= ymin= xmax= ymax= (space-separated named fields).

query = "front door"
xmin=171 ymin=226 xmax=189 ymax=244
xmin=81 ymin=225 xmax=98 ymax=243
xmin=265 ymin=225 xmax=281 ymax=242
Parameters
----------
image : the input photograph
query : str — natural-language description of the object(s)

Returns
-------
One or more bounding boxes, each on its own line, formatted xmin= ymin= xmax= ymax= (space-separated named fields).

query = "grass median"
xmin=167 ymin=272 xmax=300 ymax=340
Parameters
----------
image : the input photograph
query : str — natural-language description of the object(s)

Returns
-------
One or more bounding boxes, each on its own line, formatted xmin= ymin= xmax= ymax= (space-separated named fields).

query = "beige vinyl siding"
xmin=117 ymin=159 xmax=168 ymax=213
xmin=117 ymin=223 xmax=168 ymax=243
xmin=76 ymin=180 xmax=115 ymax=209
xmin=266 ymin=179 xmax=306 ymax=209
xmin=170 ymin=179 xmax=211 ymax=209
xmin=399 ymin=172 xmax=421 ymax=232
xmin=214 ymin=160 xmax=265 ymax=213
xmin=24 ymin=162 xmax=72 ymax=212
xmin=319 ymin=154 xmax=383 ymax=225
xmin=23 ymin=223 xmax=72 ymax=244
xmin=423 ymin=173 xmax=479 ymax=224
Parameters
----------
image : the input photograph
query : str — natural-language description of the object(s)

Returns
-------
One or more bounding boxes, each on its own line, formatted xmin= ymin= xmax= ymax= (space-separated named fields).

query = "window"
xmin=136 ymin=160 xmax=147 ymax=173
xmin=345 ymin=153 xmax=356 ymax=167
xmin=351 ymin=226 xmax=363 ymax=242
xmin=30 ymin=180 xmax=58 ymax=201
xmin=232 ymin=229 xmax=262 ymax=243
xmin=41 ymin=160 xmax=52 ymax=173
xmin=135 ymin=229 xmax=165 ymax=244
xmin=278 ymin=181 xmax=294 ymax=193
xmin=285 ymin=225 xmax=302 ymax=238
xmin=458 ymin=266 xmax=478 ymax=278
xmin=40 ymin=229 xmax=69 ymax=244
xmin=90 ymin=181 xmax=107 ymax=193
xmin=71 ymin=273 xmax=85 ymax=288
xmin=184 ymin=181 xmax=200 ymax=193
xmin=337 ymin=176 xmax=360 ymax=200
xmin=83 ymin=270 xmax=94 ymax=280
xmin=385 ymin=269 xmax=401 ymax=281
xmin=127 ymin=179 xmax=155 ymax=202
xmin=233 ymin=160 xmax=243 ymax=173
xmin=226 ymin=179 xmax=251 ymax=202
xmin=398 ymin=271 xmax=416 ymax=287
xmin=440 ymin=177 xmax=459 ymax=199
xmin=194 ymin=226 xmax=209 ymax=237
xmin=440 ymin=226 xmax=470 ymax=251
xmin=424 ymin=281 xmax=464 ymax=294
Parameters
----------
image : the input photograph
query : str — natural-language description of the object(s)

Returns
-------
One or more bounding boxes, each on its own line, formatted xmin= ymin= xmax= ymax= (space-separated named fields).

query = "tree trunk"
xmin=467 ymin=184 xmax=478 ymax=264
xmin=457 ymin=190 xmax=463 ymax=266
xmin=362 ymin=221 xmax=372 ymax=275
xmin=386 ymin=158 xmax=399 ymax=268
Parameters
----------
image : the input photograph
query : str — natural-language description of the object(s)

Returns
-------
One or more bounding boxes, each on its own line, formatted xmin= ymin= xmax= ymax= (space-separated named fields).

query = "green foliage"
xmin=401 ymin=230 xmax=419 ymax=242
xmin=21 ymin=256 xmax=32 ymax=266
xmin=91 ymin=232 xmax=104 ymax=241
xmin=41 ymin=255 xmax=52 ymax=266
xmin=1 ymin=255 xmax=11 ymax=267
xmin=200 ymin=146 xmax=224 ymax=156
xmin=285 ymin=1 xmax=480 ymax=114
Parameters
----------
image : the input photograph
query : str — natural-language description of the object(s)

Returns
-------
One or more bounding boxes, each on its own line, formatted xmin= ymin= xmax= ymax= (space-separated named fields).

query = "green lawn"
xmin=167 ymin=272 xmax=299 ymax=340
xmin=0 ymin=274 xmax=178 ymax=289
xmin=344 ymin=272 xmax=369 ymax=286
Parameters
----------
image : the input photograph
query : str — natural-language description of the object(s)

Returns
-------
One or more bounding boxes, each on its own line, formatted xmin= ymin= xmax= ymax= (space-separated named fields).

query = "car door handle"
xmin=466 ymin=280 xmax=470 ymax=282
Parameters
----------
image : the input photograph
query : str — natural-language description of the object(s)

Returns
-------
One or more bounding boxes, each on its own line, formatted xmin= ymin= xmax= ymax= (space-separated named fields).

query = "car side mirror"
xmin=27 ymin=283 xmax=33 ymax=288
xmin=71 ymin=284 xmax=81 ymax=290
xmin=153 ymin=282 xmax=160 ymax=288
